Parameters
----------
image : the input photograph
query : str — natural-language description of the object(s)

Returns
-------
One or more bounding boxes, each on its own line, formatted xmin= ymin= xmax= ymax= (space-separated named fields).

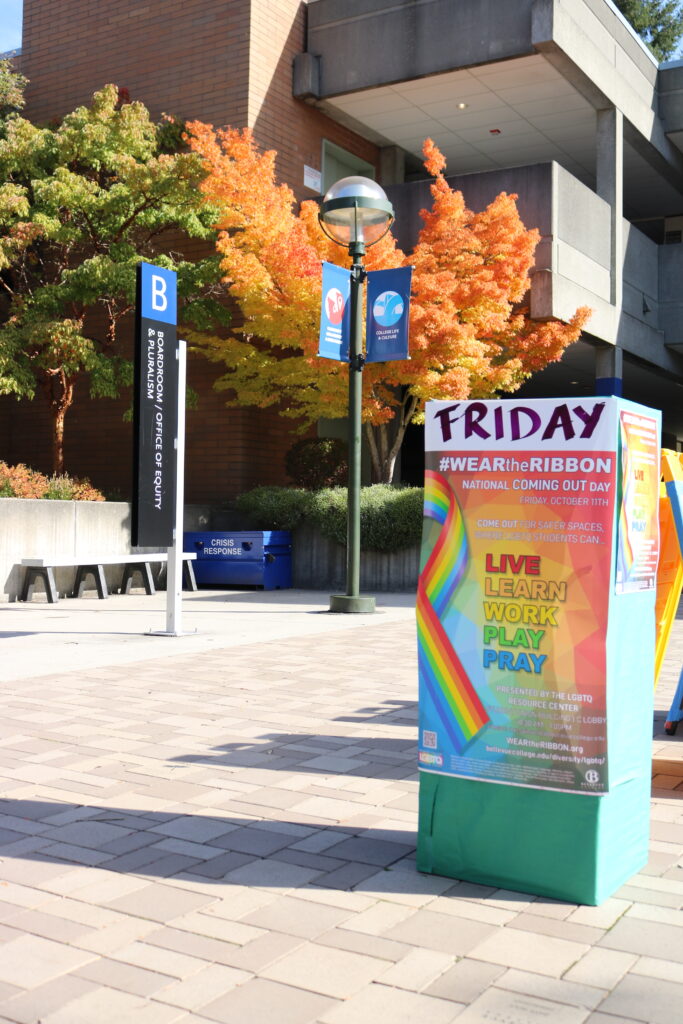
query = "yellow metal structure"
xmin=655 ymin=450 xmax=683 ymax=684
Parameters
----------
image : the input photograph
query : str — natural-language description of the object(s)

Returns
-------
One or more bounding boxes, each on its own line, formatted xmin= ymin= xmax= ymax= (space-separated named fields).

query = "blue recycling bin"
xmin=183 ymin=532 xmax=292 ymax=590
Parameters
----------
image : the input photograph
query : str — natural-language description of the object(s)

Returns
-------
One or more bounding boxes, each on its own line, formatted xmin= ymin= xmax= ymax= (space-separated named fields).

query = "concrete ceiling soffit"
xmin=317 ymin=98 xmax=400 ymax=151
xmin=624 ymin=117 xmax=683 ymax=201
xmin=292 ymin=52 xmax=397 ymax=148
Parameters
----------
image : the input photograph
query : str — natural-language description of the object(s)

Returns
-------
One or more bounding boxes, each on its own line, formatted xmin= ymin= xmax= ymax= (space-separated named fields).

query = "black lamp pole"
xmin=319 ymin=178 xmax=394 ymax=614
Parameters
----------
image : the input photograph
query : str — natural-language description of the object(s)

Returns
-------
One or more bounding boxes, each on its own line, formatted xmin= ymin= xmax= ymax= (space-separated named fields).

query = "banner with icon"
xmin=318 ymin=261 xmax=351 ymax=362
xmin=365 ymin=266 xmax=412 ymax=362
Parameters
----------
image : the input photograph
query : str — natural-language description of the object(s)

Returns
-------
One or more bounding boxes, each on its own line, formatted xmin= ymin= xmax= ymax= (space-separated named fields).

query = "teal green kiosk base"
xmin=418 ymin=773 xmax=650 ymax=906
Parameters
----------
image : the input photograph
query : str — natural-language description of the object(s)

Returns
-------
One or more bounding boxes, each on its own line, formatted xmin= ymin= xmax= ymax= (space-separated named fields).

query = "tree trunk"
xmin=51 ymin=404 xmax=66 ymax=476
xmin=42 ymin=369 xmax=74 ymax=476
xmin=365 ymin=394 xmax=419 ymax=483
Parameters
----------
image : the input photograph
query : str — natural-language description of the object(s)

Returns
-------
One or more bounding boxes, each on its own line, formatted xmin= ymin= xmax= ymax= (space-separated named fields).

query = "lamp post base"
xmin=329 ymin=594 xmax=376 ymax=614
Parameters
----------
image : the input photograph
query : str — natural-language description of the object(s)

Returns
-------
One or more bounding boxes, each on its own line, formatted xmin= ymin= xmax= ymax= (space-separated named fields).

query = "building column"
xmin=379 ymin=146 xmax=405 ymax=186
xmin=595 ymin=107 xmax=623 ymax=395
xmin=595 ymin=345 xmax=623 ymax=397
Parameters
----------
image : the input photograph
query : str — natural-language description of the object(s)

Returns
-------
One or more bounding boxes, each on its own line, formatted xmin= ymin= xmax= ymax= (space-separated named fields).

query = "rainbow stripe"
xmin=417 ymin=471 xmax=489 ymax=754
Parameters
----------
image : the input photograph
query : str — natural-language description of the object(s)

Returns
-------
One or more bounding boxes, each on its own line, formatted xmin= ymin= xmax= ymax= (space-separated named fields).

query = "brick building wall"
xmin=21 ymin=0 xmax=252 ymax=129
xmin=248 ymin=1 xmax=378 ymax=194
xmin=0 ymin=1 xmax=379 ymax=503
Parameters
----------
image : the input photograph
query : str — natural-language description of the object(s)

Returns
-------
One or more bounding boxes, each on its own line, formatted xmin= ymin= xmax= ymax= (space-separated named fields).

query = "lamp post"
xmin=319 ymin=176 xmax=394 ymax=613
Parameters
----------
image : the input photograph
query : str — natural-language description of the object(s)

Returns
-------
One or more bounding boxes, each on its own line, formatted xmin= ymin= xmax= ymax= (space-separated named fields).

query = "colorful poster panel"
xmin=616 ymin=409 xmax=661 ymax=593
xmin=418 ymin=398 xmax=618 ymax=795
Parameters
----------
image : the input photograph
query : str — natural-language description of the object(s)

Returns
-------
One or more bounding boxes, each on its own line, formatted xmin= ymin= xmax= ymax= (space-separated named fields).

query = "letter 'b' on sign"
xmin=140 ymin=262 xmax=177 ymax=326
xmin=152 ymin=275 xmax=167 ymax=312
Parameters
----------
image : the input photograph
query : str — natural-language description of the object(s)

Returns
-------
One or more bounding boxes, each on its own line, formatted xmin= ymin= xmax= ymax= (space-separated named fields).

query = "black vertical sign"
xmin=132 ymin=262 xmax=179 ymax=546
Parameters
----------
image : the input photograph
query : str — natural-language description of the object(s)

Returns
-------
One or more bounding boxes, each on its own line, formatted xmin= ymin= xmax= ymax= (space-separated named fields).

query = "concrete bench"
xmin=20 ymin=553 xmax=197 ymax=604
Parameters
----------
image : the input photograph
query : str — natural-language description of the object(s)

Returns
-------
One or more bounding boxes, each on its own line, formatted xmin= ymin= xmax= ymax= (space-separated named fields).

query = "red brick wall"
xmin=22 ymin=0 xmax=251 ymax=127
xmin=248 ymin=1 xmax=379 ymax=195
xmin=21 ymin=0 xmax=378 ymax=176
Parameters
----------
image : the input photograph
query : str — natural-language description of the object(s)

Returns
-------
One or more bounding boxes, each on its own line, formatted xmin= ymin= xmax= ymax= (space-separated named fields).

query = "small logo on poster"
xmin=325 ymin=287 xmax=345 ymax=325
xmin=419 ymin=751 xmax=444 ymax=767
xmin=584 ymin=769 xmax=600 ymax=785
xmin=373 ymin=290 xmax=404 ymax=327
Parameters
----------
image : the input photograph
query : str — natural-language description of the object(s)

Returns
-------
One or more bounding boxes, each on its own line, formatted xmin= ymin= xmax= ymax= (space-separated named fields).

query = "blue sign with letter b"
xmin=139 ymin=262 xmax=177 ymax=326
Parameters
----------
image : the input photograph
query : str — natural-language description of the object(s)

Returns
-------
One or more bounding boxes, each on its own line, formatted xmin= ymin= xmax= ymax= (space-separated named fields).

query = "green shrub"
xmin=235 ymin=486 xmax=313 ymax=530
xmin=44 ymin=473 xmax=105 ymax=501
xmin=0 ymin=462 xmax=105 ymax=500
xmin=285 ymin=437 xmax=347 ymax=489
xmin=0 ymin=461 xmax=49 ymax=498
xmin=45 ymin=475 xmax=76 ymax=500
xmin=235 ymin=484 xmax=424 ymax=552
xmin=310 ymin=485 xmax=423 ymax=551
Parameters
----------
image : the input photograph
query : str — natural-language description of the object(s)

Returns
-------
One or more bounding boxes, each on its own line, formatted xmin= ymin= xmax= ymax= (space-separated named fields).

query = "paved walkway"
xmin=0 ymin=588 xmax=681 ymax=1024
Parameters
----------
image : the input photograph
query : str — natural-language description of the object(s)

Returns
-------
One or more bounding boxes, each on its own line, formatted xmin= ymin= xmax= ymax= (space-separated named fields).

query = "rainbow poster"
xmin=418 ymin=397 xmax=621 ymax=795
xmin=616 ymin=409 xmax=660 ymax=593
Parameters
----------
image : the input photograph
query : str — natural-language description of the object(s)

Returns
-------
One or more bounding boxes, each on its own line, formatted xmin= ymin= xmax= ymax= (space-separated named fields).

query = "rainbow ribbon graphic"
xmin=417 ymin=470 xmax=490 ymax=754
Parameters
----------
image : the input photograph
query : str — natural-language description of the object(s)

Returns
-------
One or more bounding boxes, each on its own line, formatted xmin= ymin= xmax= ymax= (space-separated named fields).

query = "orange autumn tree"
xmin=186 ymin=124 xmax=590 ymax=483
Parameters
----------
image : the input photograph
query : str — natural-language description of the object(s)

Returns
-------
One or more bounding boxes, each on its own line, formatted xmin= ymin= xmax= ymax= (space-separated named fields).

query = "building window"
xmin=322 ymin=141 xmax=375 ymax=193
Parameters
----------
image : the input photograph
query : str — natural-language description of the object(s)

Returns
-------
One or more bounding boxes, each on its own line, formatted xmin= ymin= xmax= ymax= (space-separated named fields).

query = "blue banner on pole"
xmin=366 ymin=266 xmax=412 ymax=363
xmin=318 ymin=261 xmax=351 ymax=362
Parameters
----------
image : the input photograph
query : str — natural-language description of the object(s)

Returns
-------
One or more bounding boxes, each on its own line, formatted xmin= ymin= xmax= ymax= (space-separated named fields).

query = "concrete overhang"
xmin=299 ymin=0 xmax=683 ymax=219
xmin=659 ymin=63 xmax=683 ymax=153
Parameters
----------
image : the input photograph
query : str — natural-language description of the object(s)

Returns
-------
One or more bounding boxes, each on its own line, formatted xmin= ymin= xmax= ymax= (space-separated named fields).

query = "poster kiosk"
xmin=417 ymin=396 xmax=660 ymax=905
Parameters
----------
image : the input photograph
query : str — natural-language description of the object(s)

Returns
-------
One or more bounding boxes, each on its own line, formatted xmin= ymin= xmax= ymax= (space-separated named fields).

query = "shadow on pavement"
xmin=169 ymin=731 xmax=416 ymax=779
xmin=0 ymin=796 xmax=428 ymax=893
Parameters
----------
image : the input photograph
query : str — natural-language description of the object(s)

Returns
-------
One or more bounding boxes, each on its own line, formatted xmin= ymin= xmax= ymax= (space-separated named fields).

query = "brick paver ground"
xmin=0 ymin=593 xmax=682 ymax=1023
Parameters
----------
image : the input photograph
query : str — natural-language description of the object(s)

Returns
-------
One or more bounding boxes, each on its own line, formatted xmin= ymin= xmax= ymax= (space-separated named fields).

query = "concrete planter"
xmin=0 ymin=498 xmax=137 ymax=601
xmin=0 ymin=499 xmax=232 ymax=601
xmin=1 ymin=499 xmax=420 ymax=601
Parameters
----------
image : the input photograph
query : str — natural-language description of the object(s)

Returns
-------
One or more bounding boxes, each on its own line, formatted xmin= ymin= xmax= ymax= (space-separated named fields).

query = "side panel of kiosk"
xmin=416 ymin=397 xmax=660 ymax=904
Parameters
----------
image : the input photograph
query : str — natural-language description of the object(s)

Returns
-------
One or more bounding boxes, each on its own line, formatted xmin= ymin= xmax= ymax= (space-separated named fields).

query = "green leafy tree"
xmin=613 ymin=0 xmax=683 ymax=60
xmin=0 ymin=77 xmax=227 ymax=474
xmin=0 ymin=58 xmax=27 ymax=126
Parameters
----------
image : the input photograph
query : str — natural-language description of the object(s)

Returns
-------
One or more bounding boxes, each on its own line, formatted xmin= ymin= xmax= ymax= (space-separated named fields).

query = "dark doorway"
xmin=399 ymin=421 xmax=424 ymax=485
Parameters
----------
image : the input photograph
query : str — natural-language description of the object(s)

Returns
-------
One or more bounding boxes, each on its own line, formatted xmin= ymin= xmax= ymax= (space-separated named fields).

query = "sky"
xmin=0 ymin=0 xmax=22 ymax=52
